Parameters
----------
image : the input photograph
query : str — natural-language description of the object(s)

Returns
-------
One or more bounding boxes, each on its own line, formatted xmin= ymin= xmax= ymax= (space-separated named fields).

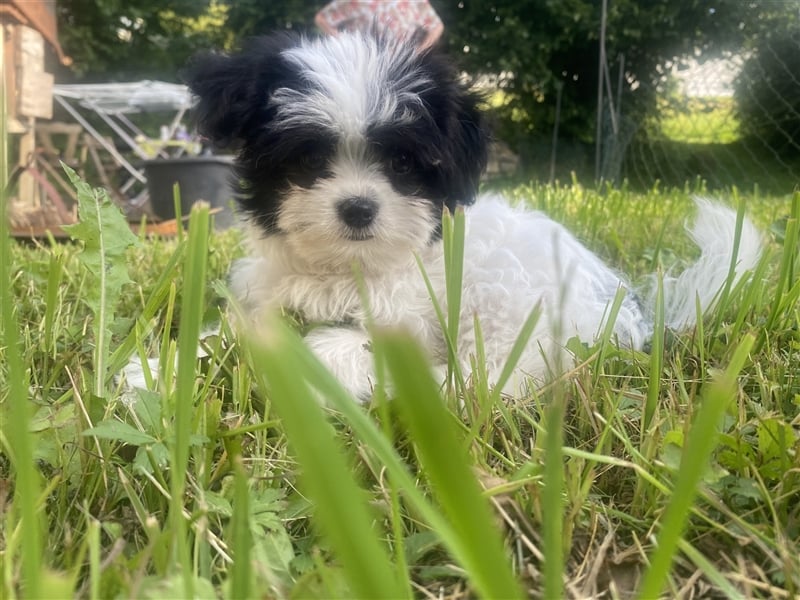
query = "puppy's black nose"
xmin=337 ymin=197 xmax=378 ymax=229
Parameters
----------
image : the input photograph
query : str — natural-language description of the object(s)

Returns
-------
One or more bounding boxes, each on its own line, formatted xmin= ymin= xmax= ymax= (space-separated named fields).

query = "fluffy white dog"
xmin=180 ymin=31 xmax=762 ymax=401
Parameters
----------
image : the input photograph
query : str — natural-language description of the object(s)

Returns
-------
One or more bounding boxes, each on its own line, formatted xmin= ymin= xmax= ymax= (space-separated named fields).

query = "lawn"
xmin=658 ymin=96 xmax=740 ymax=146
xmin=1 ymin=176 xmax=798 ymax=599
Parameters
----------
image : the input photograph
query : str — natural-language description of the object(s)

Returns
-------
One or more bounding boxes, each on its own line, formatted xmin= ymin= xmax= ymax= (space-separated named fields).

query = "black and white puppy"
xmin=183 ymin=31 xmax=762 ymax=400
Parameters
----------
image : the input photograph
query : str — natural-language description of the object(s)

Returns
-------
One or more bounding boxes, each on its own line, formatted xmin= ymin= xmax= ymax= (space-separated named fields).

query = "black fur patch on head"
xmin=182 ymin=32 xmax=300 ymax=147
xmin=183 ymin=32 xmax=490 ymax=236
xmin=183 ymin=33 xmax=312 ymax=232
xmin=410 ymin=46 xmax=489 ymax=210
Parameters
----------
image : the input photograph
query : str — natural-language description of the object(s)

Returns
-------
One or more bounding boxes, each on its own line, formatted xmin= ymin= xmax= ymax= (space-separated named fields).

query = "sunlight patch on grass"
xmin=658 ymin=96 xmax=741 ymax=144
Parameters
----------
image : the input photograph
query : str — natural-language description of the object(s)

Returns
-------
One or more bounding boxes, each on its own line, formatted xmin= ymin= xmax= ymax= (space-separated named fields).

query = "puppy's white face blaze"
xmin=275 ymin=149 xmax=440 ymax=273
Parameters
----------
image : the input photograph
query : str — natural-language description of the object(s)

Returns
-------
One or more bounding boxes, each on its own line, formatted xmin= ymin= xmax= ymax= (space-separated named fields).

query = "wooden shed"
xmin=2 ymin=0 xmax=68 ymax=217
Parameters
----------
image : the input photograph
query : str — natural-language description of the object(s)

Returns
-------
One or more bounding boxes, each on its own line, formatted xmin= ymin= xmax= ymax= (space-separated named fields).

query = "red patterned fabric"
xmin=315 ymin=0 xmax=444 ymax=48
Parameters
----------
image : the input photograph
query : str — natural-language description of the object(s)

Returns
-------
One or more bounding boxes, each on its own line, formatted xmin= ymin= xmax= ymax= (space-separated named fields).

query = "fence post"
xmin=549 ymin=81 xmax=563 ymax=184
xmin=595 ymin=0 xmax=609 ymax=181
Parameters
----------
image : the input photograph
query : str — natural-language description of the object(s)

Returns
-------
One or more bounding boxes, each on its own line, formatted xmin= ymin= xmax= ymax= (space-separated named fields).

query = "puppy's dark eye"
xmin=301 ymin=152 xmax=326 ymax=171
xmin=390 ymin=152 xmax=413 ymax=175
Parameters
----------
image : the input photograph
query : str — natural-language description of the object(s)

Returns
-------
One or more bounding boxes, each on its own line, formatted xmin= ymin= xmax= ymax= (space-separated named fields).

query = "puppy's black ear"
xmin=446 ymin=90 xmax=490 ymax=206
xmin=418 ymin=50 xmax=490 ymax=208
xmin=182 ymin=33 xmax=297 ymax=148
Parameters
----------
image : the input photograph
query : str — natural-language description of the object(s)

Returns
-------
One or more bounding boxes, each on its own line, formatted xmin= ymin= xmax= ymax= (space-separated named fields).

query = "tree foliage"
xmin=432 ymin=0 xmax=782 ymax=146
xmin=221 ymin=0 xmax=321 ymax=40
xmin=735 ymin=27 xmax=800 ymax=157
xmin=55 ymin=0 xmax=227 ymax=81
xmin=54 ymin=0 xmax=798 ymax=151
xmin=55 ymin=0 xmax=321 ymax=83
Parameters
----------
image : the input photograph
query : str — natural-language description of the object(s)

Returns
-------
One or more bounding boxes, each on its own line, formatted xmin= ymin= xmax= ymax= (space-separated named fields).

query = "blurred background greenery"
xmin=52 ymin=0 xmax=800 ymax=192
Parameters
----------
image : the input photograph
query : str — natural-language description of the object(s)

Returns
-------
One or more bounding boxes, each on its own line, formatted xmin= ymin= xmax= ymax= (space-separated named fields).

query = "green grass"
xmin=658 ymin=96 xmax=741 ymax=145
xmin=1 ymin=176 xmax=799 ymax=599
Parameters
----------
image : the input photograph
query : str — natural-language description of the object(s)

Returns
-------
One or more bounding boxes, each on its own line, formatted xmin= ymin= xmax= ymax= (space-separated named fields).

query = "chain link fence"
xmin=598 ymin=27 xmax=800 ymax=194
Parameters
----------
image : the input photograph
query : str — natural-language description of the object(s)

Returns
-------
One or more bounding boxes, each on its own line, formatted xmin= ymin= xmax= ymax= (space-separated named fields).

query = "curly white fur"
xmin=230 ymin=194 xmax=761 ymax=400
xmin=161 ymin=30 xmax=766 ymax=402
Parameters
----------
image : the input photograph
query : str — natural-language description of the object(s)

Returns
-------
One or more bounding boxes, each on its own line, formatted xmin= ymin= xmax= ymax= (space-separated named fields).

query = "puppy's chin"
xmin=341 ymin=229 xmax=374 ymax=242
xmin=280 ymin=215 xmax=433 ymax=274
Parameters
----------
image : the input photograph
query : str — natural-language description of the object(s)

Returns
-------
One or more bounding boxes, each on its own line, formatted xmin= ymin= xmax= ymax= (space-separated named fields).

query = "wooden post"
xmin=2 ymin=24 xmax=54 ymax=207
xmin=17 ymin=117 xmax=37 ymax=206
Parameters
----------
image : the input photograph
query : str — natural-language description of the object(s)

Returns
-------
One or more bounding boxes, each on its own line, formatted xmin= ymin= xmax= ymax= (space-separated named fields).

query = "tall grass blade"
xmin=229 ymin=445 xmax=252 ymax=599
xmin=542 ymin=390 xmax=565 ymax=600
xmin=173 ymin=182 xmax=185 ymax=241
xmin=108 ymin=244 xmax=185 ymax=381
xmin=0 ymin=58 xmax=43 ymax=599
xmin=443 ymin=207 xmax=466 ymax=368
xmin=539 ymin=237 xmax=573 ymax=600
xmin=414 ymin=253 xmax=467 ymax=394
xmin=489 ymin=302 xmax=542 ymax=404
xmin=644 ymin=272 xmax=665 ymax=428
xmin=708 ymin=192 xmax=747 ymax=340
xmin=593 ymin=286 xmax=627 ymax=380
xmin=416 ymin=207 xmax=468 ymax=394
xmin=247 ymin=318 xmax=407 ymax=599
xmin=761 ymin=194 xmax=798 ymax=339
xmin=638 ymin=334 xmax=755 ymax=598
xmin=43 ymin=250 xmax=66 ymax=356
xmin=170 ymin=202 xmax=211 ymax=597
xmin=350 ymin=266 xmax=414 ymax=600
xmin=252 ymin=310 xmax=522 ymax=596
xmin=250 ymin=314 xmax=467 ymax=568
xmin=378 ymin=329 xmax=523 ymax=599
xmin=88 ymin=519 xmax=101 ymax=600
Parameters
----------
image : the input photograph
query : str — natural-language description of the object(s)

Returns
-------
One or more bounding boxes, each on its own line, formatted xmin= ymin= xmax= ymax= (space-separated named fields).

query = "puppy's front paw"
xmin=304 ymin=327 xmax=376 ymax=403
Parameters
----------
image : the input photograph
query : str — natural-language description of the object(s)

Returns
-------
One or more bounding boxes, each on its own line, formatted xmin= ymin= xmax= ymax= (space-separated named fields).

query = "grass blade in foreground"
xmin=378 ymin=328 xmax=523 ymax=599
xmin=638 ymin=334 xmax=756 ymax=598
xmin=169 ymin=202 xmax=211 ymax=597
xmin=253 ymin=312 xmax=474 ymax=577
xmin=542 ymin=385 xmax=565 ymax=600
xmin=416 ymin=208 xmax=468 ymax=394
xmin=0 ymin=72 xmax=43 ymax=600
xmin=248 ymin=318 xmax=407 ymax=599
xmin=443 ymin=207 xmax=466 ymax=370
xmin=229 ymin=444 xmax=253 ymax=599
xmin=644 ymin=272 xmax=664 ymax=429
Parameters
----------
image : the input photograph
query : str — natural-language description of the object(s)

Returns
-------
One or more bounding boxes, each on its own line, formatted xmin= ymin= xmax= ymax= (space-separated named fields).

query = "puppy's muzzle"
xmin=337 ymin=196 xmax=378 ymax=230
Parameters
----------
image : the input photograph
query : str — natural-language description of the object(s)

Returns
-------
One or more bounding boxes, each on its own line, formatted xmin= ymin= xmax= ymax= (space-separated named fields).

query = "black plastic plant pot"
xmin=144 ymin=155 xmax=237 ymax=228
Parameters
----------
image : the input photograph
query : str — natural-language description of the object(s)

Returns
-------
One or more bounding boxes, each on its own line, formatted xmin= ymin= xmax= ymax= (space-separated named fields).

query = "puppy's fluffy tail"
xmin=654 ymin=198 xmax=762 ymax=331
